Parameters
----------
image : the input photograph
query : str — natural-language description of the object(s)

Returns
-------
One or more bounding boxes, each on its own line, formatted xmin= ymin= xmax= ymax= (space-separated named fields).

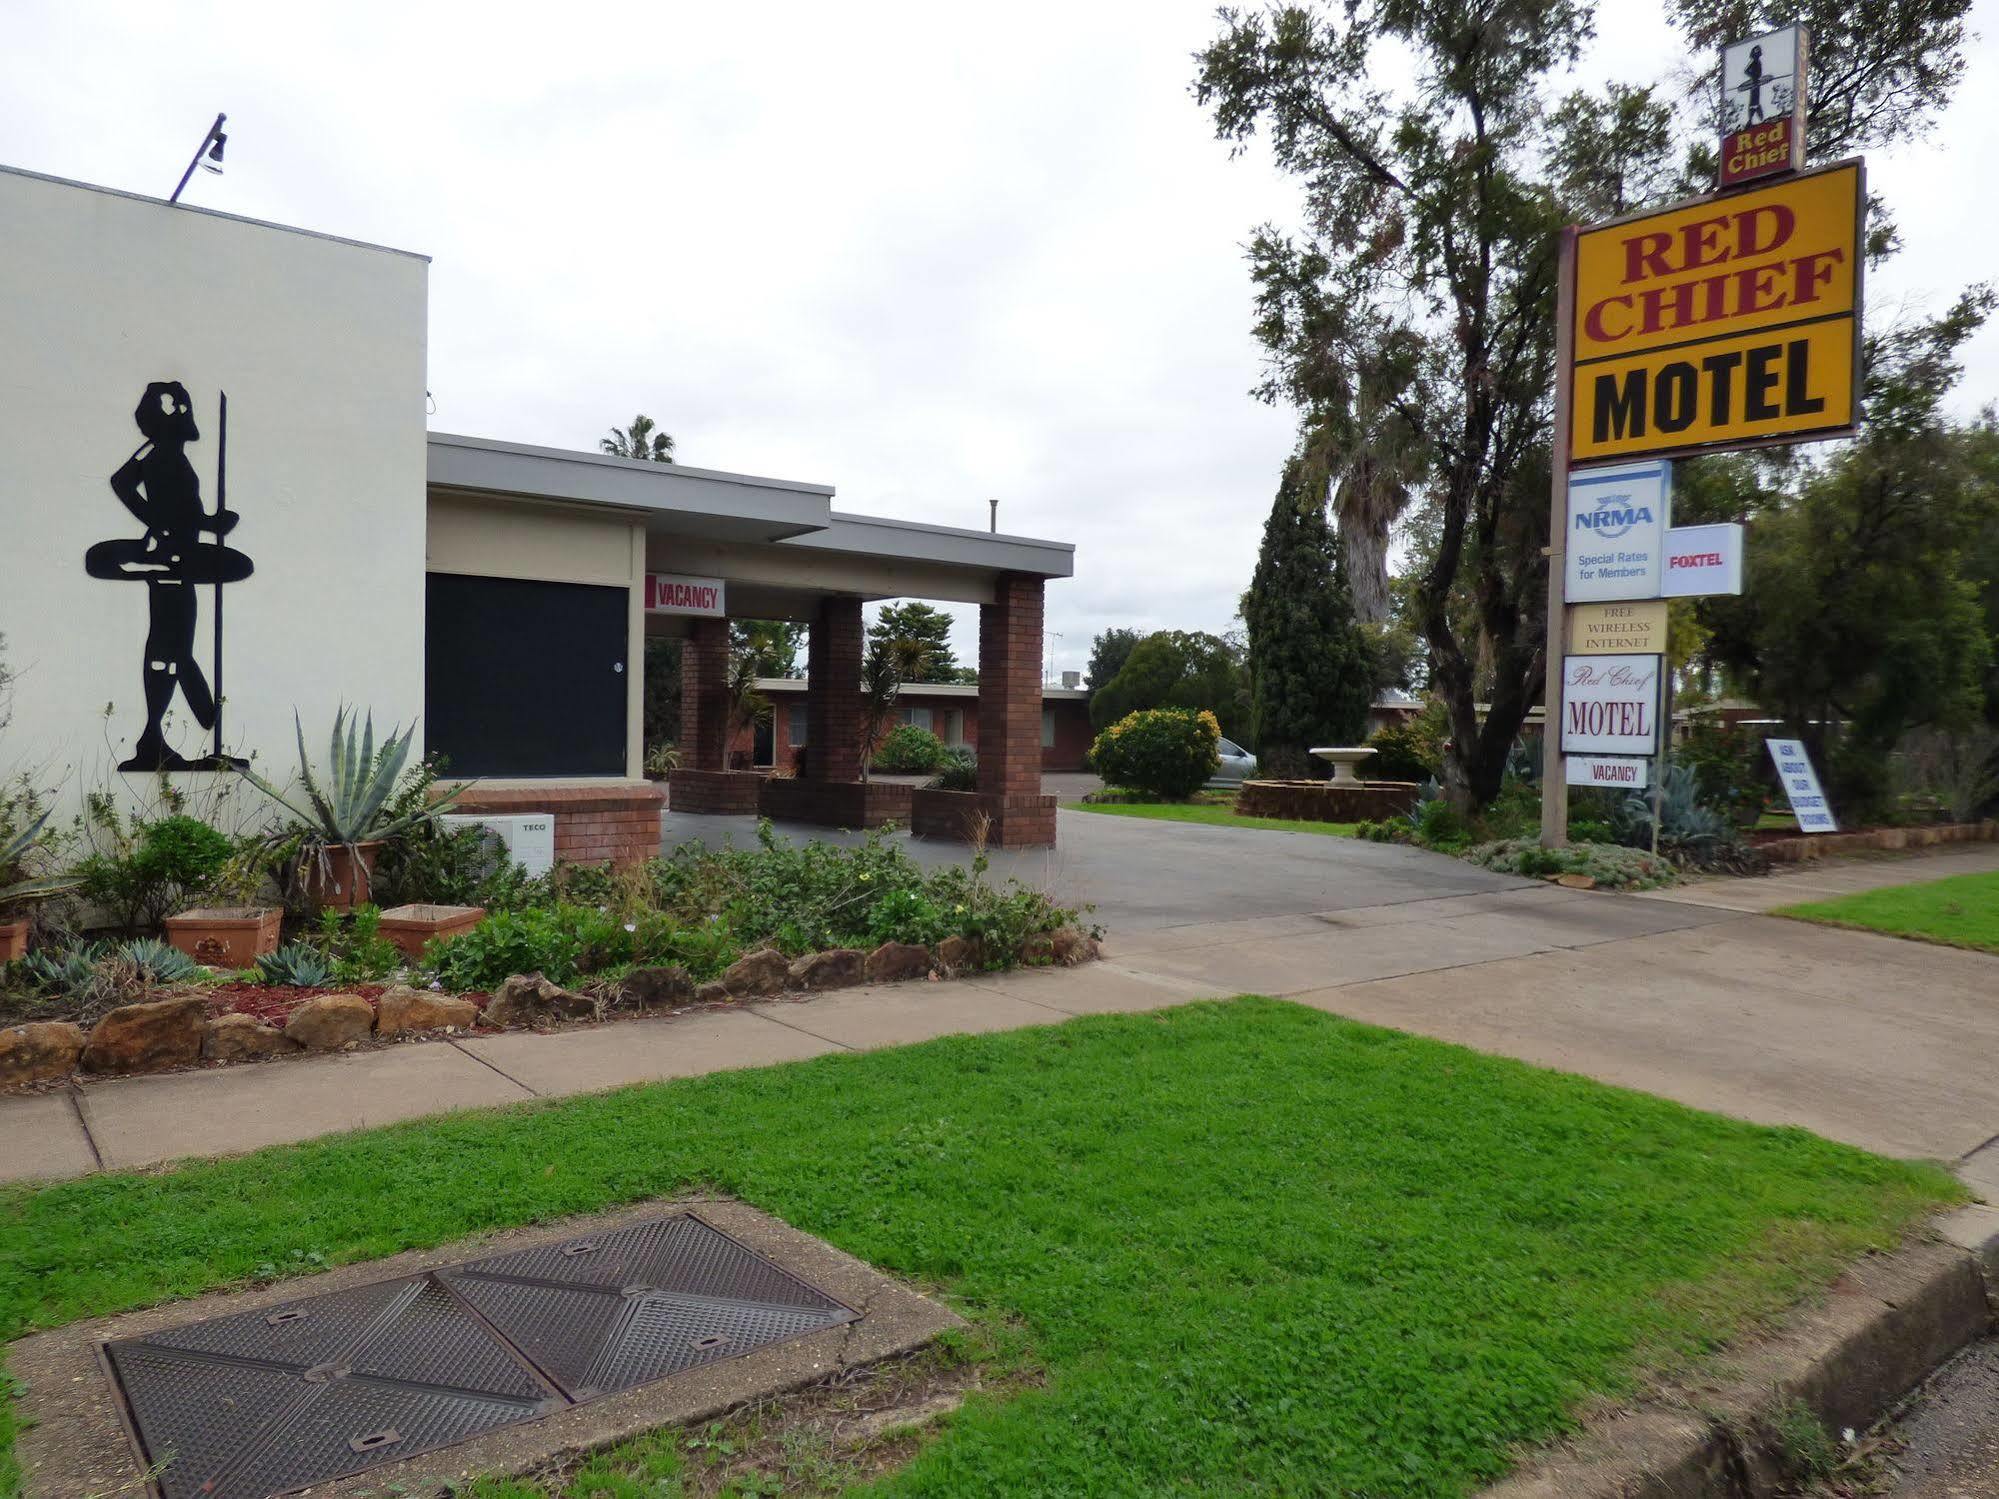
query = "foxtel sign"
xmin=644 ymin=573 xmax=726 ymax=617
xmin=1560 ymin=654 xmax=1662 ymax=758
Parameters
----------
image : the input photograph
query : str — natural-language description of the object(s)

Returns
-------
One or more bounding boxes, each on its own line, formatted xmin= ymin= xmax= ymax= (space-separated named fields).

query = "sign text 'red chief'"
xmin=1570 ymin=161 xmax=1861 ymax=463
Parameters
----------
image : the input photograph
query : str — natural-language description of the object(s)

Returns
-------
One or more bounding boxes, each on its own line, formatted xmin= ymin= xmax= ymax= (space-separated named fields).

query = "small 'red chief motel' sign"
xmin=1570 ymin=160 xmax=1862 ymax=464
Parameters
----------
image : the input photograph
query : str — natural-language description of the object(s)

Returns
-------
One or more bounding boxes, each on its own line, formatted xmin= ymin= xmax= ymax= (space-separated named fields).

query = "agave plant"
xmin=1 ymin=805 xmax=79 ymax=915
xmin=239 ymin=708 xmax=458 ymax=847
xmin=20 ymin=940 xmax=106 ymax=993
xmin=115 ymin=936 xmax=203 ymax=984
xmin=257 ymin=941 xmax=337 ymax=988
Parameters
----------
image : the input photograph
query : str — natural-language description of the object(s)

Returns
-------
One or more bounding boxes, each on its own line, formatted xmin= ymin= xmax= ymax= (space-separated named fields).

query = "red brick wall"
xmin=745 ymin=689 xmax=1091 ymax=771
xmin=666 ymin=768 xmax=766 ymax=815
xmin=978 ymin=573 xmax=1043 ymax=803
xmin=445 ymin=783 xmax=664 ymax=869
xmin=809 ymin=599 xmax=864 ymax=782
xmin=680 ymin=618 xmax=730 ymax=772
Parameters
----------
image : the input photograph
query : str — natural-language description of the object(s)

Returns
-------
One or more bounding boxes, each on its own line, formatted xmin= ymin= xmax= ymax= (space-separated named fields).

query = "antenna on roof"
xmin=170 ymin=113 xmax=228 ymax=205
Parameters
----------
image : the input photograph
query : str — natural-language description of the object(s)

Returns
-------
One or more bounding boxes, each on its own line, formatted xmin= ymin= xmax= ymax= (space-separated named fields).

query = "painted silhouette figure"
xmin=1736 ymin=44 xmax=1767 ymax=125
xmin=84 ymin=382 xmax=253 ymax=770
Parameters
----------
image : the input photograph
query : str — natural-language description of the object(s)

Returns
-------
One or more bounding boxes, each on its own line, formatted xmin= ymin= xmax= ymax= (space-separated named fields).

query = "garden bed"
xmin=0 ymin=929 xmax=1101 ymax=1093
xmin=1749 ymin=820 xmax=1998 ymax=862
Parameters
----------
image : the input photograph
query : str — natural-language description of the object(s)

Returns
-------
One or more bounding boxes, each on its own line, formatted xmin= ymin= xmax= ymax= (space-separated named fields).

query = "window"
xmin=943 ymin=708 xmax=964 ymax=746
xmin=1218 ymin=738 xmax=1242 ymax=758
xmin=788 ymin=706 xmax=808 ymax=747
xmin=1041 ymin=709 xmax=1055 ymax=749
xmin=901 ymin=705 xmax=934 ymax=732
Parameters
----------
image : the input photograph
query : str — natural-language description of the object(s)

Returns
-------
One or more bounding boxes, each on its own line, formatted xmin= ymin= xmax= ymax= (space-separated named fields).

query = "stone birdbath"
xmin=1309 ymin=747 xmax=1377 ymax=785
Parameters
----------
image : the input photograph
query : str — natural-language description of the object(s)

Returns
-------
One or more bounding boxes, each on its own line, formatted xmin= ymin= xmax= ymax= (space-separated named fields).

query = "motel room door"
xmin=425 ymin=574 xmax=629 ymax=776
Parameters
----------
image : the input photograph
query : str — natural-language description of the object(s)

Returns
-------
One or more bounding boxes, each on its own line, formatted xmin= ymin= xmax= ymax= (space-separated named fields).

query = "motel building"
xmin=0 ymin=165 xmax=1076 ymax=860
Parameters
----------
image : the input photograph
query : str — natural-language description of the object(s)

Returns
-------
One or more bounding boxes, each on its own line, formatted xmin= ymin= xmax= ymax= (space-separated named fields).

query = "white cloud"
xmin=4 ymin=0 xmax=1993 ymax=679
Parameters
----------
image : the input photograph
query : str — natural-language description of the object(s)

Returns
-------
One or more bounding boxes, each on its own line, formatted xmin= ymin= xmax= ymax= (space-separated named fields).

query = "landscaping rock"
xmin=790 ymin=948 xmax=867 ymax=990
xmin=0 ymin=1021 xmax=86 ymax=1087
xmin=865 ymin=941 xmax=934 ymax=984
xmin=284 ymin=993 xmax=376 ymax=1051
xmin=376 ymin=986 xmax=480 ymax=1037
xmin=619 ymin=965 xmax=695 ymax=1008
xmin=485 ymin=973 xmax=598 ymax=1028
xmin=1555 ymin=873 xmax=1597 ymax=891
xmin=694 ymin=981 xmax=730 ymax=1004
xmin=201 ymin=1013 xmax=300 ymax=1062
xmin=81 ymin=996 xmax=208 ymax=1075
xmin=721 ymin=947 xmax=792 ymax=998
xmin=937 ymin=934 xmax=981 ymax=973
xmin=1050 ymin=928 xmax=1097 ymax=967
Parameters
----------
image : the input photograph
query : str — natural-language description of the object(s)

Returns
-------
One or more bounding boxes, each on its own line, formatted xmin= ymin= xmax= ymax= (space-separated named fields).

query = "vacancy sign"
xmin=1719 ymin=25 xmax=1805 ymax=187
xmin=1767 ymin=737 xmax=1837 ymax=833
xmin=1565 ymin=461 xmax=1668 ymax=601
xmin=1560 ymin=655 xmax=1663 ymax=757
xmin=1570 ymin=160 xmax=1862 ymax=464
xmin=1661 ymin=523 xmax=1745 ymax=597
xmin=644 ymin=574 xmax=726 ymax=616
xmin=1566 ymin=755 xmax=1649 ymax=790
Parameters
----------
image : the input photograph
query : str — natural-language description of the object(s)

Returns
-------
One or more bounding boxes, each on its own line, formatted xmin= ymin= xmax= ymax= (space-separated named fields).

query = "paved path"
xmin=8 ymin=841 xmax=1999 ymax=1185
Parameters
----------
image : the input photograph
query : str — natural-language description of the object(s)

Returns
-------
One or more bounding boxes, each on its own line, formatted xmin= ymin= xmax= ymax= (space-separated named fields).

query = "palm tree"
xmin=601 ymin=415 xmax=676 ymax=464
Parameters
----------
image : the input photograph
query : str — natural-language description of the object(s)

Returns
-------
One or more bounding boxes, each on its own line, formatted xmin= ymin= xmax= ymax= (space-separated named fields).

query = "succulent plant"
xmin=114 ymin=936 xmax=201 ymax=984
xmin=239 ymin=707 xmax=459 ymax=847
xmin=20 ymin=941 xmax=106 ymax=992
xmin=256 ymin=941 xmax=338 ymax=988
xmin=1 ymin=805 xmax=79 ymax=914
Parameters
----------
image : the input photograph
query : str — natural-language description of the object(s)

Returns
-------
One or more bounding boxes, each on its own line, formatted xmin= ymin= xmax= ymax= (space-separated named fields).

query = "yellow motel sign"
xmin=1570 ymin=159 xmax=1863 ymax=464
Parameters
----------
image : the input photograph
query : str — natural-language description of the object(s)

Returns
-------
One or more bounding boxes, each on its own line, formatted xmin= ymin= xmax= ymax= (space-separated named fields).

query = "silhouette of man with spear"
xmin=85 ymin=382 xmax=254 ymax=770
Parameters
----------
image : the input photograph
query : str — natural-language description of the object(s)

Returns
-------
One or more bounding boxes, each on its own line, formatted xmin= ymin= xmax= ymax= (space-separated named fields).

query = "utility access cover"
xmin=102 ymin=1212 xmax=857 ymax=1499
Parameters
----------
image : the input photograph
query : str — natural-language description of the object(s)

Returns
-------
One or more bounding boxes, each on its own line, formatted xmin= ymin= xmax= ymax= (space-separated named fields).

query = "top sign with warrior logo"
xmin=1719 ymin=25 xmax=1806 ymax=187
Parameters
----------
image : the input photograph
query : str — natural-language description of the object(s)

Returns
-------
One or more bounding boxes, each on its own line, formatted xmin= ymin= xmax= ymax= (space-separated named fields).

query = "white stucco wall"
xmin=0 ymin=168 xmax=428 ymax=820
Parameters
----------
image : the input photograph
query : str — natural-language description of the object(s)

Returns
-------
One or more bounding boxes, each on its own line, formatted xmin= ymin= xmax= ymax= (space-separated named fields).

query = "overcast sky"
xmin=6 ymin=1 xmax=1994 ymax=680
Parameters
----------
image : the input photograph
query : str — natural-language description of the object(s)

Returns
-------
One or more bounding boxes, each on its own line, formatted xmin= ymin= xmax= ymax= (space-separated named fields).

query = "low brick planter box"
xmin=163 ymin=907 xmax=282 ymax=968
xmin=667 ymin=768 xmax=768 ymax=816
xmin=758 ymin=778 xmax=912 ymax=830
xmin=910 ymin=788 xmax=1057 ymax=847
xmin=1233 ymin=779 xmax=1421 ymax=823
xmin=447 ymin=781 xmax=666 ymax=868
xmin=1755 ymin=819 xmax=1999 ymax=864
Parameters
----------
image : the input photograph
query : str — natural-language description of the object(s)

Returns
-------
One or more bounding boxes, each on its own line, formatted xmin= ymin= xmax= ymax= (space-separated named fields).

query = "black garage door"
xmin=426 ymin=574 xmax=628 ymax=777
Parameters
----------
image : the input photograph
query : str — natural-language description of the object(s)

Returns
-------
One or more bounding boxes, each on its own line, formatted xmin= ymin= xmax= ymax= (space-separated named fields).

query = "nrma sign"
xmin=1564 ymin=459 xmax=1669 ymax=602
xmin=1574 ymin=494 xmax=1657 ymax=540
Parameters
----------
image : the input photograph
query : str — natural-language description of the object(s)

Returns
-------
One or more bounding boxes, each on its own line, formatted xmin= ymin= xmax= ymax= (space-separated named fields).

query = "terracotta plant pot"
xmin=301 ymin=841 xmax=384 ymax=910
xmin=376 ymin=903 xmax=486 ymax=963
xmin=0 ymin=918 xmax=27 ymax=963
xmin=164 ymin=906 xmax=282 ymax=969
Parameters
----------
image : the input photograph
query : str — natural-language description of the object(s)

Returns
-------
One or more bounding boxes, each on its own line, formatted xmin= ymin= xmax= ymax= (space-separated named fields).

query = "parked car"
xmin=1208 ymin=737 xmax=1259 ymax=787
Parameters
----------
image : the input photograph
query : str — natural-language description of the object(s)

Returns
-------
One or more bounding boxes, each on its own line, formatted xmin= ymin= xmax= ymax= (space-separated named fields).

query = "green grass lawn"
xmin=1777 ymin=869 xmax=1999 ymax=954
xmin=0 ymin=1000 xmax=1956 ymax=1498
xmin=1063 ymin=800 xmax=1360 ymax=837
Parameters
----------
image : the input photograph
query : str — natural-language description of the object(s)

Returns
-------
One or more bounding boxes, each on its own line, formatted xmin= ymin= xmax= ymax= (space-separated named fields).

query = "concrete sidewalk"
xmin=8 ymin=845 xmax=1999 ymax=1185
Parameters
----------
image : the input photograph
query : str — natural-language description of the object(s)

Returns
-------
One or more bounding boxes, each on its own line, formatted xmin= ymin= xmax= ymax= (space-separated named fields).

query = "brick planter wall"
xmin=1756 ymin=820 xmax=1998 ymax=864
xmin=911 ymin=787 xmax=1058 ymax=848
xmin=667 ymin=768 xmax=769 ymax=815
xmin=757 ymin=777 xmax=912 ymax=830
xmin=445 ymin=783 xmax=665 ymax=868
xmin=1233 ymin=779 xmax=1421 ymax=823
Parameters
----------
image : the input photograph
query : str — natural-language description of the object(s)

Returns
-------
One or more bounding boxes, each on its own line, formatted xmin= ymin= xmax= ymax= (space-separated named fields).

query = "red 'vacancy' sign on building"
xmin=644 ymin=574 xmax=726 ymax=616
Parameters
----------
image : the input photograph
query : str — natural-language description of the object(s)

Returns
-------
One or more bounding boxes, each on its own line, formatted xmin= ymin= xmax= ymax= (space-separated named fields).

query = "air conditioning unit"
xmin=439 ymin=812 xmax=556 ymax=877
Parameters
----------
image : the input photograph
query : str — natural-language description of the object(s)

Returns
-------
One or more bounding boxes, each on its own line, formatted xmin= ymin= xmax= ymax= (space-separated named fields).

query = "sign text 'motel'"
xmin=1570 ymin=160 xmax=1862 ymax=464
xmin=1559 ymin=655 xmax=1662 ymax=758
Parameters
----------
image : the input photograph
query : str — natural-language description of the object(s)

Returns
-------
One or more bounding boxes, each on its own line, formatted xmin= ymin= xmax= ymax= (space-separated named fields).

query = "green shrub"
xmin=1365 ymin=719 xmax=1440 ymax=783
xmin=872 ymin=724 xmax=949 ymax=774
xmin=1676 ymin=715 xmax=1769 ymax=823
xmin=927 ymin=747 xmax=979 ymax=792
xmin=75 ymin=810 xmax=237 ymax=932
xmin=1462 ymin=838 xmax=1677 ymax=891
xmin=1414 ymin=797 xmax=1470 ymax=848
xmin=1090 ymin=708 xmax=1220 ymax=801
xmin=425 ymin=905 xmax=592 ymax=989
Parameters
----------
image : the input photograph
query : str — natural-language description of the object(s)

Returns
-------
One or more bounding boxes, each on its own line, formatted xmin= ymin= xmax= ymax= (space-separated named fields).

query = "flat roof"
xmin=430 ymin=432 xmax=1075 ymax=581
xmin=755 ymin=676 xmax=1087 ymax=700
xmin=0 ymin=162 xmax=430 ymax=262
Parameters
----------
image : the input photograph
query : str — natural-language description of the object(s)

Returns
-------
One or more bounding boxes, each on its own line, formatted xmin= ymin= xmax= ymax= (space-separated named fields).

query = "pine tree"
xmin=1242 ymin=455 xmax=1373 ymax=779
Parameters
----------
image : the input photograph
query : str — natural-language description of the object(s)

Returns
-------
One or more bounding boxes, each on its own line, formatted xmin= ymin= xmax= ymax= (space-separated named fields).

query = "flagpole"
xmin=213 ymin=390 xmax=227 ymax=762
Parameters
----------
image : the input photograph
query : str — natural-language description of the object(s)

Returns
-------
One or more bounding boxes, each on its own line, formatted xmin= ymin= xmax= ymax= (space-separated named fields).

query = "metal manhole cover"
xmin=102 ymin=1212 xmax=857 ymax=1498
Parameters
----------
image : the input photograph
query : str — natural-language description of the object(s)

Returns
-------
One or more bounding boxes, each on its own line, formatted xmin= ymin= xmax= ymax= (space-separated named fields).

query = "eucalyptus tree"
xmin=1195 ymin=0 xmax=1974 ymax=807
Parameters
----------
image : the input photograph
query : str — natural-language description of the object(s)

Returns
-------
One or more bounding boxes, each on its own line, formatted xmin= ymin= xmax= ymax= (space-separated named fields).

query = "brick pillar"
xmin=808 ymin=597 xmax=864 ymax=782
xmin=679 ymin=618 xmax=730 ymax=771
xmin=978 ymin=573 xmax=1044 ymax=800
